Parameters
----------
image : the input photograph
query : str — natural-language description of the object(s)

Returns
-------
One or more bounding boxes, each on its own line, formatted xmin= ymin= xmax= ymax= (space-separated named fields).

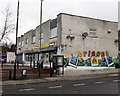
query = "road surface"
xmin=2 ymin=73 xmax=119 ymax=95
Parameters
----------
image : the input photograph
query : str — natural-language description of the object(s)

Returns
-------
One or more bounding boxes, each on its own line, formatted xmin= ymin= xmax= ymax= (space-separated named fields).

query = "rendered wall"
xmin=59 ymin=13 xmax=118 ymax=58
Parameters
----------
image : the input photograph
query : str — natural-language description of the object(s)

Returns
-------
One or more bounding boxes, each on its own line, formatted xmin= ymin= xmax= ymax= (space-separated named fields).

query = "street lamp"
xmin=38 ymin=0 xmax=44 ymax=77
xmin=13 ymin=0 xmax=20 ymax=80
xmin=40 ymin=0 xmax=43 ymax=56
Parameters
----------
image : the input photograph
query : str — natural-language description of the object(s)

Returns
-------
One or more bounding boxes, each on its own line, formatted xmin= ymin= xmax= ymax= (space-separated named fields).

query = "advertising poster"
xmin=69 ymin=56 xmax=78 ymax=68
xmin=107 ymin=57 xmax=113 ymax=64
xmin=91 ymin=57 xmax=98 ymax=66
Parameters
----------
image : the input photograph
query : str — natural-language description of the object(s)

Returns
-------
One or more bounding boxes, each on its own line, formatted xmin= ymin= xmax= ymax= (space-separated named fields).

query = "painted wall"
xmin=35 ymin=20 xmax=51 ymax=46
xmin=58 ymin=13 xmax=118 ymax=58
xmin=64 ymin=50 xmax=119 ymax=67
xmin=17 ymin=30 xmax=35 ymax=53
xmin=118 ymin=1 xmax=120 ymax=30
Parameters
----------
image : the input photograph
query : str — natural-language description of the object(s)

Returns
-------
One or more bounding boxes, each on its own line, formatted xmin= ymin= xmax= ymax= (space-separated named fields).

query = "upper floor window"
xmin=25 ymin=38 xmax=28 ymax=44
xmin=39 ymin=38 xmax=43 ymax=44
xmin=18 ymin=41 xmax=21 ymax=46
xmin=89 ymin=29 xmax=97 ymax=37
xmin=50 ymin=27 xmax=57 ymax=38
xmin=41 ymin=32 xmax=43 ymax=39
xmin=32 ymin=36 xmax=35 ymax=43
xmin=21 ymin=40 xmax=24 ymax=46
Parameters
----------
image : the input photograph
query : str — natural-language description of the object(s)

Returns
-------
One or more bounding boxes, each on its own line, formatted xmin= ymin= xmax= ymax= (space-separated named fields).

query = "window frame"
xmin=25 ymin=38 xmax=28 ymax=44
xmin=89 ymin=29 xmax=97 ymax=37
xmin=18 ymin=41 xmax=21 ymax=46
xmin=32 ymin=35 xmax=36 ymax=44
xmin=21 ymin=40 xmax=24 ymax=46
xmin=50 ymin=27 xmax=57 ymax=38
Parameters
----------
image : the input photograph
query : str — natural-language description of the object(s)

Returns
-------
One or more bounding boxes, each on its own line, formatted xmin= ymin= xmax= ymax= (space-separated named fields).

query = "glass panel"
xmin=51 ymin=27 xmax=57 ymax=38
xmin=89 ymin=29 xmax=96 ymax=37
xmin=32 ymin=36 xmax=35 ymax=43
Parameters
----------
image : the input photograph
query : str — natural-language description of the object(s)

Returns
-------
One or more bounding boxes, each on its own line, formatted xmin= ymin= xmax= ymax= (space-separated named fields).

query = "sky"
xmin=0 ymin=0 xmax=119 ymax=43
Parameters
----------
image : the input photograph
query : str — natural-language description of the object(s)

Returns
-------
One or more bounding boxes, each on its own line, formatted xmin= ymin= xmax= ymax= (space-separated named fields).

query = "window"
xmin=19 ymin=41 xmax=21 ymax=46
xmin=21 ymin=40 xmax=24 ymax=46
xmin=39 ymin=38 xmax=43 ymax=44
xmin=41 ymin=32 xmax=43 ymax=39
xmin=25 ymin=38 xmax=28 ymax=44
xmin=32 ymin=36 xmax=35 ymax=43
xmin=50 ymin=27 xmax=57 ymax=38
xmin=89 ymin=29 xmax=97 ymax=37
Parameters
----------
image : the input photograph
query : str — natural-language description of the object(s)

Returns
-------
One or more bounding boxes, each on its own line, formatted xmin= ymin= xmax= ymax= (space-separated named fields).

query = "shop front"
xmin=17 ymin=41 xmax=58 ymax=68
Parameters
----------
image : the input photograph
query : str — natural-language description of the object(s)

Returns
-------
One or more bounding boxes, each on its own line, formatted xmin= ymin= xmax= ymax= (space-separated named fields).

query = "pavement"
xmin=0 ymin=66 xmax=119 ymax=86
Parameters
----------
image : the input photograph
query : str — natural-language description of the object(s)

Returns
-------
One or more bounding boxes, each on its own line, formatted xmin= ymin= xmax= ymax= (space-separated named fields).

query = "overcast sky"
xmin=0 ymin=0 xmax=119 ymax=43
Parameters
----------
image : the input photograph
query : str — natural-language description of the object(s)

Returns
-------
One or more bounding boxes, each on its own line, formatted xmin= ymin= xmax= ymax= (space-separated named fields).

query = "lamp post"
xmin=13 ymin=0 xmax=20 ymax=80
xmin=40 ymin=0 xmax=43 ymax=57
xmin=38 ymin=0 xmax=43 ymax=77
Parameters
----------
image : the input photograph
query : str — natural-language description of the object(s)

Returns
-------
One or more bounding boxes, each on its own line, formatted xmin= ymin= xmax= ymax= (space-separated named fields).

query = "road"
xmin=2 ymin=73 xmax=119 ymax=95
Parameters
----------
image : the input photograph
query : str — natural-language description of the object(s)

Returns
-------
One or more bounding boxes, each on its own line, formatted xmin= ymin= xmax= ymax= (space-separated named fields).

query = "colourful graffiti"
xmin=77 ymin=50 xmax=111 ymax=57
xmin=64 ymin=50 xmax=118 ymax=68
xmin=69 ymin=56 xmax=78 ymax=68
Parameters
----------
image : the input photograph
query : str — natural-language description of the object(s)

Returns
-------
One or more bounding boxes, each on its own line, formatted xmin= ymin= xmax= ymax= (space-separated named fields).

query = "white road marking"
xmin=73 ymin=83 xmax=85 ymax=86
xmin=95 ymin=81 xmax=105 ymax=84
xmin=19 ymin=88 xmax=35 ymax=92
xmin=49 ymin=85 xmax=62 ymax=89
xmin=113 ymin=80 xmax=120 ymax=82
xmin=108 ymin=74 xmax=119 ymax=77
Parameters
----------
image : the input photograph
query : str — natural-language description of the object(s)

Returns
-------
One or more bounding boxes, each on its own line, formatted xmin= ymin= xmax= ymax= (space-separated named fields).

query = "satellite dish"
xmin=82 ymin=32 xmax=88 ymax=37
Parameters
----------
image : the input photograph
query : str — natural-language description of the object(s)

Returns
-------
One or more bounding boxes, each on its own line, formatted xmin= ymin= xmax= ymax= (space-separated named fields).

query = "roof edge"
xmin=57 ymin=13 xmax=118 ymax=23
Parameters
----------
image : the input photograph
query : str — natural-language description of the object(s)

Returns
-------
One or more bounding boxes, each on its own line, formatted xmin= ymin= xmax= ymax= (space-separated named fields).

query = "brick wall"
xmin=1 ymin=68 xmax=50 ymax=81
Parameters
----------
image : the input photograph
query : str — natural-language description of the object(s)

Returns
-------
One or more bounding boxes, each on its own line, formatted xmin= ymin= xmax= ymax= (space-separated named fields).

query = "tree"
xmin=0 ymin=6 xmax=14 ymax=43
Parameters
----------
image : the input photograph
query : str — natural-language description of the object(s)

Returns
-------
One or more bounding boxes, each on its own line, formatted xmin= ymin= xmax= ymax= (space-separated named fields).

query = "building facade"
xmin=17 ymin=13 xmax=118 ymax=67
xmin=118 ymin=1 xmax=120 ymax=53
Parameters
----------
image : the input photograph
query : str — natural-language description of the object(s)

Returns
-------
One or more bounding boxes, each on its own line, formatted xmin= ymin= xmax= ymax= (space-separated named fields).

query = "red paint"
xmin=92 ymin=51 xmax=95 ymax=56
xmin=101 ymin=52 xmax=105 ymax=57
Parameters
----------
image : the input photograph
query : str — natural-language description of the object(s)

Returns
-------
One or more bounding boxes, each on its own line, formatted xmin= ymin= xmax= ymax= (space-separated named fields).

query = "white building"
xmin=17 ymin=13 xmax=118 ymax=67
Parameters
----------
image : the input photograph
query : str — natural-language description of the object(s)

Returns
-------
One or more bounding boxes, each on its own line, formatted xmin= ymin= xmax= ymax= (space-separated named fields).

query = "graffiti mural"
xmin=64 ymin=50 xmax=118 ymax=68
xmin=69 ymin=56 xmax=78 ymax=68
xmin=91 ymin=57 xmax=98 ymax=66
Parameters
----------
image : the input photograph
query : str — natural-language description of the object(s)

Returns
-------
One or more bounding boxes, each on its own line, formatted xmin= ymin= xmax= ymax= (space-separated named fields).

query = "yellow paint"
xmin=79 ymin=58 xmax=84 ymax=62
xmin=76 ymin=51 xmax=82 ymax=57
xmin=27 ymin=41 xmax=58 ymax=51
xmin=91 ymin=57 xmax=98 ymax=65
xmin=28 ymin=46 xmax=34 ymax=51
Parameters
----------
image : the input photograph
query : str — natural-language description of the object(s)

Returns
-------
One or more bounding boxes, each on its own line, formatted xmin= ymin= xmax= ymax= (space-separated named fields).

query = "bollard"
xmin=37 ymin=61 xmax=41 ymax=77
xmin=9 ymin=71 xmax=12 ymax=80
xmin=17 ymin=61 xmax=19 ymax=69
xmin=30 ymin=60 xmax=32 ymax=68
xmin=50 ymin=62 xmax=53 ymax=77
xmin=13 ymin=61 xmax=16 ymax=80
